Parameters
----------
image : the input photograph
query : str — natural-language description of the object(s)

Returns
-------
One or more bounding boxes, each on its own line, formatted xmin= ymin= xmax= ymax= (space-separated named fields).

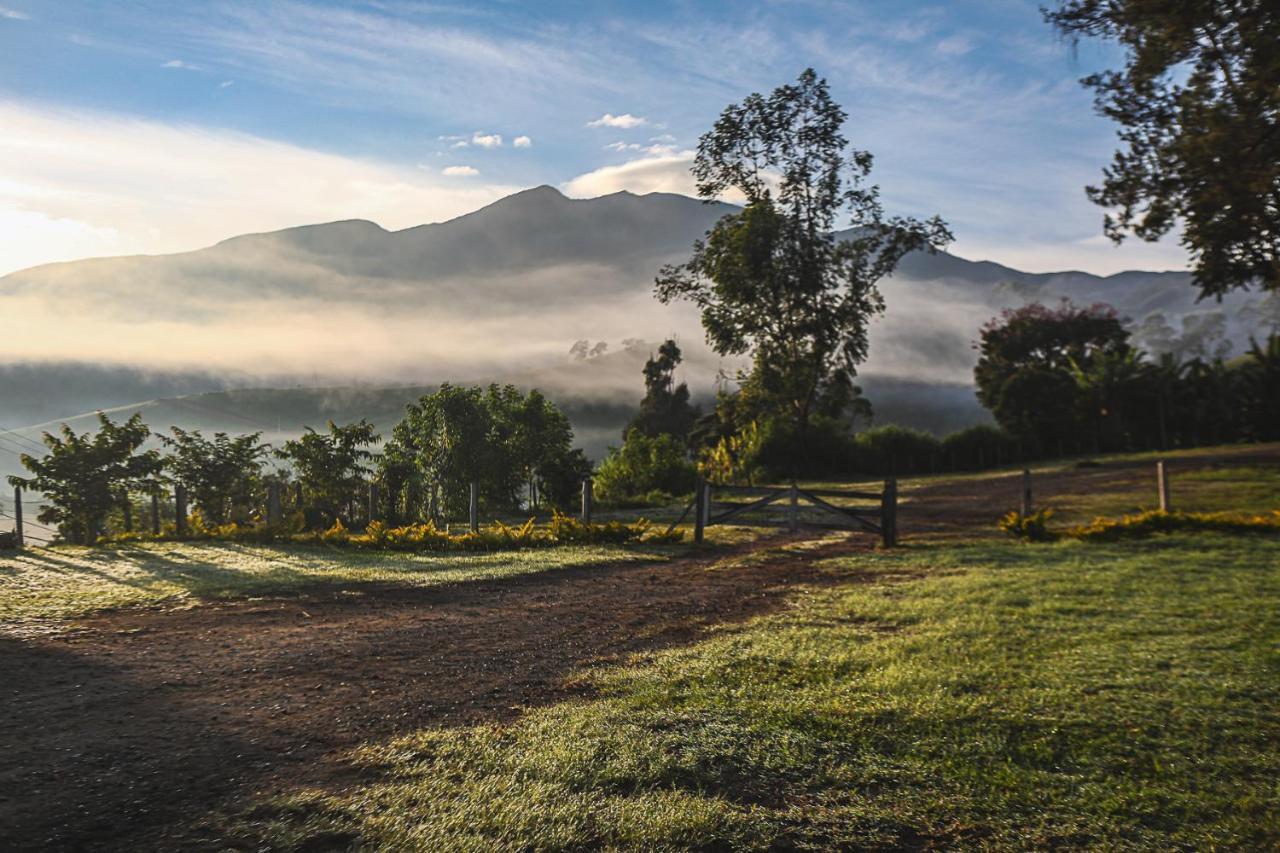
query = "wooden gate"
xmin=692 ymin=479 xmax=897 ymax=547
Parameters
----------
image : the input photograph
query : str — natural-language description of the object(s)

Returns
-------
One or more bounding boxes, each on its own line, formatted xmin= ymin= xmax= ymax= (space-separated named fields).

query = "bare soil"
xmin=0 ymin=533 xmax=871 ymax=851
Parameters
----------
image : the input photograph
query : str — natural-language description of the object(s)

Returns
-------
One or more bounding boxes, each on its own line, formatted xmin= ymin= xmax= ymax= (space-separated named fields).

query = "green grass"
xmin=0 ymin=541 xmax=675 ymax=624
xmin=234 ymin=533 xmax=1280 ymax=850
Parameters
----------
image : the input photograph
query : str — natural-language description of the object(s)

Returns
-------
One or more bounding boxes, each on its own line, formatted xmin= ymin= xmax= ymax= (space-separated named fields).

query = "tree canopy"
xmin=275 ymin=420 xmax=379 ymax=527
xmin=625 ymin=339 xmax=698 ymax=442
xmin=656 ymin=68 xmax=951 ymax=456
xmin=7 ymin=412 xmax=161 ymax=544
xmin=1046 ymin=0 xmax=1280 ymax=297
xmin=161 ymin=428 xmax=270 ymax=525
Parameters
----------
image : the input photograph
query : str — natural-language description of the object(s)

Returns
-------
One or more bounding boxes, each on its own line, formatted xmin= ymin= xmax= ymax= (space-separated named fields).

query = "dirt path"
xmin=0 ymin=532 xmax=871 ymax=851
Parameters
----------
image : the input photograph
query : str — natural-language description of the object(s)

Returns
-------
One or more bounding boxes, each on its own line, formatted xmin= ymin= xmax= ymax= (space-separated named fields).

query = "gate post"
xmin=469 ymin=481 xmax=479 ymax=533
xmin=1157 ymin=460 xmax=1170 ymax=512
xmin=13 ymin=487 xmax=23 ymax=548
xmin=880 ymin=477 xmax=898 ymax=548
xmin=788 ymin=482 xmax=799 ymax=532
xmin=268 ymin=482 xmax=282 ymax=526
xmin=581 ymin=478 xmax=593 ymax=524
xmin=175 ymin=485 xmax=188 ymax=537
xmin=1020 ymin=468 xmax=1032 ymax=516
xmin=694 ymin=478 xmax=707 ymax=544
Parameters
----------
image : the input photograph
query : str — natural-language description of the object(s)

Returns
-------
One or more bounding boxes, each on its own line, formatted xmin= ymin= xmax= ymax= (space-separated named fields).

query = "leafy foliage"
xmin=594 ymin=433 xmax=698 ymax=503
xmin=161 ymin=428 xmax=271 ymax=525
xmin=656 ymin=68 xmax=951 ymax=457
xmin=7 ymin=412 xmax=160 ymax=544
xmin=998 ymin=508 xmax=1058 ymax=542
xmin=1045 ymin=1 xmax=1280 ymax=297
xmin=101 ymin=512 xmax=681 ymax=550
xmin=275 ymin=420 xmax=379 ymax=529
xmin=977 ymin=302 xmax=1280 ymax=452
xmin=383 ymin=384 xmax=587 ymax=518
xmin=626 ymin=339 xmax=698 ymax=442
xmin=1065 ymin=509 xmax=1280 ymax=542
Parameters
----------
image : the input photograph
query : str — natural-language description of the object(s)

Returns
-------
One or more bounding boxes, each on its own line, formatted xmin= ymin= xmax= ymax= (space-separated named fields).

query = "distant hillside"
xmin=0 ymin=185 xmax=1265 ymax=464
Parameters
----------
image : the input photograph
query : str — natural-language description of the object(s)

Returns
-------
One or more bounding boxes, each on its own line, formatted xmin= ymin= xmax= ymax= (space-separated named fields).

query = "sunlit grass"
xmin=0 ymin=542 xmax=675 ymax=624
xmin=233 ymin=533 xmax=1280 ymax=850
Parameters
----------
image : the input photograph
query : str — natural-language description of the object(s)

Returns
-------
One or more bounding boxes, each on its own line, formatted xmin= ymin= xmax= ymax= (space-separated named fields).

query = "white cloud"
xmin=219 ymin=80 xmax=235 ymax=89
xmin=513 ymin=135 xmax=532 ymax=148
xmin=0 ymin=6 xmax=29 ymax=20
xmin=0 ymin=101 xmax=518 ymax=275
xmin=471 ymin=132 xmax=502 ymax=148
xmin=587 ymin=112 xmax=647 ymax=129
xmin=451 ymin=140 xmax=469 ymax=148
xmin=162 ymin=59 xmax=202 ymax=71
xmin=604 ymin=141 xmax=642 ymax=152
xmin=442 ymin=164 xmax=479 ymax=176
xmin=563 ymin=150 xmax=701 ymax=198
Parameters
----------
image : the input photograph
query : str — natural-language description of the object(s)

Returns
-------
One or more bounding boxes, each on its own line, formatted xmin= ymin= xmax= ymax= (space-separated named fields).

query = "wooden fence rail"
xmin=693 ymin=479 xmax=898 ymax=547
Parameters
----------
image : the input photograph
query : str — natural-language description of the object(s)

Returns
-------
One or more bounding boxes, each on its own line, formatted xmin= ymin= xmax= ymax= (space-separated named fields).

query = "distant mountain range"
xmin=0 ymin=185 xmax=1264 ymax=475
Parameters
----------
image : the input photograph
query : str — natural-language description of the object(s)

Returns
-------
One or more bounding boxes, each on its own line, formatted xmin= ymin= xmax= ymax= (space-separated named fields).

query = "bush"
xmin=941 ymin=424 xmax=1019 ymax=470
xmin=1064 ymin=509 xmax=1280 ymax=542
xmin=594 ymin=433 xmax=697 ymax=502
xmin=851 ymin=425 xmax=942 ymax=475
xmin=96 ymin=511 xmax=683 ymax=551
xmin=998 ymin=508 xmax=1058 ymax=542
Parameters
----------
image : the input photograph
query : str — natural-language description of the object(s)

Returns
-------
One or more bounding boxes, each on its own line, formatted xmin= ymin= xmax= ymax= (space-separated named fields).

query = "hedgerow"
xmin=999 ymin=507 xmax=1280 ymax=543
xmin=97 ymin=510 xmax=682 ymax=551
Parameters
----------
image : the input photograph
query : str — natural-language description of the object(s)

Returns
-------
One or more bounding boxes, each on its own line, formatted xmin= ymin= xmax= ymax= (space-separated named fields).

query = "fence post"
xmin=368 ymin=482 xmax=381 ymax=525
xmin=121 ymin=492 xmax=133 ymax=533
xmin=788 ymin=482 xmax=799 ymax=532
xmin=694 ymin=478 xmax=707 ymax=544
xmin=13 ymin=487 xmax=23 ymax=548
xmin=880 ymin=477 xmax=898 ymax=548
xmin=581 ymin=478 xmax=593 ymax=524
xmin=469 ymin=481 xmax=479 ymax=533
xmin=175 ymin=485 xmax=188 ymax=537
xmin=1020 ymin=468 xmax=1032 ymax=516
xmin=1157 ymin=460 xmax=1170 ymax=512
xmin=267 ymin=482 xmax=282 ymax=526
xmin=151 ymin=491 xmax=160 ymax=535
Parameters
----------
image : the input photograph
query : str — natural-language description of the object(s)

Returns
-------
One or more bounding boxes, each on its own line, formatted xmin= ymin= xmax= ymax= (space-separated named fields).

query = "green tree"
xmin=1046 ymin=1 xmax=1280 ymax=297
xmin=626 ymin=339 xmax=698 ymax=442
xmin=7 ymin=412 xmax=160 ymax=544
xmin=656 ymin=69 xmax=951 ymax=458
xmin=275 ymin=420 xmax=378 ymax=528
xmin=974 ymin=302 xmax=1131 ymax=449
xmin=161 ymin=428 xmax=270 ymax=525
xmin=594 ymin=433 xmax=698 ymax=502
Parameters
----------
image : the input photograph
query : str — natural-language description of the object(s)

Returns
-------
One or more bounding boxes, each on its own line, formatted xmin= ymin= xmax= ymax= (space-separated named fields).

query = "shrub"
xmin=998 ymin=508 xmax=1058 ymax=542
xmin=95 ymin=512 xmax=683 ymax=551
xmin=594 ymin=433 xmax=697 ymax=502
xmin=941 ymin=424 xmax=1019 ymax=470
xmin=1064 ymin=509 xmax=1280 ymax=542
xmin=851 ymin=425 xmax=942 ymax=475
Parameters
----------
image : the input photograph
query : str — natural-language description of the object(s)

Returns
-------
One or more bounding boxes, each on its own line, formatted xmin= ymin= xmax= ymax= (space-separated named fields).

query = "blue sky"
xmin=0 ymin=0 xmax=1188 ymax=276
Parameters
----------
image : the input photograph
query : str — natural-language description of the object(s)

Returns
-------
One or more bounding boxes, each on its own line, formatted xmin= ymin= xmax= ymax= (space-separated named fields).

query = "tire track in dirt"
xmin=0 ymin=531 xmax=875 ymax=851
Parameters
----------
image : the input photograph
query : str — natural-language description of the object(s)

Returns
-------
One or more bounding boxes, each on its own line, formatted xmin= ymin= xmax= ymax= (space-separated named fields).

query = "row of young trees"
xmin=7 ymin=385 xmax=591 ymax=544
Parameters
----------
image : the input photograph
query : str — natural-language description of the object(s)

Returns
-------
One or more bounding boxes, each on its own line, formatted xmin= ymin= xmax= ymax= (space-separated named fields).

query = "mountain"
xmin=0 ymin=185 xmax=1265 ymax=464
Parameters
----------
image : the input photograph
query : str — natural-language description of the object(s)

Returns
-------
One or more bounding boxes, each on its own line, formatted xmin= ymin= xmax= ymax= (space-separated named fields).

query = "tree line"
xmin=6 ymin=384 xmax=590 ymax=545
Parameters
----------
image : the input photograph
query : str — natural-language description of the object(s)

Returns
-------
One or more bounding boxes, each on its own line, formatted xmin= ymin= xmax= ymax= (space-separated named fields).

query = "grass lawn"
xmin=0 ymin=541 xmax=678 ymax=624
xmin=234 ymin=533 xmax=1280 ymax=850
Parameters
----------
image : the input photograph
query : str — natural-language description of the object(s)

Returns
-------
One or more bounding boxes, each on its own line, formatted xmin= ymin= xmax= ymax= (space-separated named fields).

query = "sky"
xmin=0 ymin=0 xmax=1190 ymax=278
